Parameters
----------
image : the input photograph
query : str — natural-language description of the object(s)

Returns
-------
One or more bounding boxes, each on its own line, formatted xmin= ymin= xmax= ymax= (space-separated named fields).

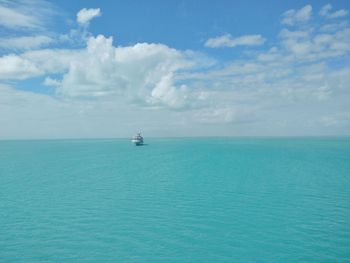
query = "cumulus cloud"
xmin=281 ymin=5 xmax=312 ymax=26
xmin=0 ymin=35 xmax=53 ymax=50
xmin=0 ymin=55 xmax=42 ymax=79
xmin=319 ymin=4 xmax=348 ymax=19
xmin=22 ymin=49 xmax=83 ymax=73
xmin=0 ymin=48 xmax=82 ymax=81
xmin=57 ymin=35 xmax=195 ymax=109
xmin=204 ymin=34 xmax=265 ymax=48
xmin=0 ymin=34 xmax=195 ymax=108
xmin=149 ymin=73 xmax=189 ymax=108
xmin=77 ymin=8 xmax=101 ymax=24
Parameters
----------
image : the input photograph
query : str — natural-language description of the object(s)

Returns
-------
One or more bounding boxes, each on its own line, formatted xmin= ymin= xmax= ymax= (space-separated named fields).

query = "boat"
xmin=131 ymin=132 xmax=144 ymax=146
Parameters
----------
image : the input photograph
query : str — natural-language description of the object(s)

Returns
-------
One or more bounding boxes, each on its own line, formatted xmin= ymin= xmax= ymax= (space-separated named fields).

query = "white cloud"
xmin=281 ymin=5 xmax=312 ymax=26
xmin=0 ymin=5 xmax=41 ymax=29
xmin=320 ymin=21 xmax=348 ymax=32
xmin=53 ymin=35 xmax=195 ymax=109
xmin=0 ymin=49 xmax=82 ymax=80
xmin=314 ymin=86 xmax=332 ymax=101
xmin=318 ymin=113 xmax=350 ymax=127
xmin=43 ymin=76 xmax=61 ymax=86
xmin=0 ymin=35 xmax=53 ymax=50
xmin=22 ymin=49 xmax=83 ymax=74
xmin=319 ymin=4 xmax=332 ymax=17
xmin=257 ymin=47 xmax=281 ymax=61
xmin=0 ymin=55 xmax=42 ymax=79
xmin=279 ymin=28 xmax=312 ymax=56
xmin=319 ymin=4 xmax=348 ymax=19
xmin=0 ymin=0 xmax=56 ymax=30
xmin=149 ymin=73 xmax=189 ymax=108
xmin=0 ymin=84 xmax=129 ymax=139
xmin=276 ymin=24 xmax=350 ymax=62
xmin=205 ymin=34 xmax=265 ymax=48
xmin=0 ymin=35 xmax=196 ymax=110
xmin=193 ymin=107 xmax=256 ymax=124
xmin=0 ymin=34 xmax=196 ymax=109
xmin=77 ymin=8 xmax=101 ymax=24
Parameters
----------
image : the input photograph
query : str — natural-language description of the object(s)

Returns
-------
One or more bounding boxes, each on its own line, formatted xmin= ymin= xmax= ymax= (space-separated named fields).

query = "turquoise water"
xmin=1 ymin=138 xmax=350 ymax=262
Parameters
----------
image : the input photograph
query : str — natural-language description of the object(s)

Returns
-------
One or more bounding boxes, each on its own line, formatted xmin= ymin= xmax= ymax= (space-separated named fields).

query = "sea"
xmin=1 ymin=137 xmax=350 ymax=262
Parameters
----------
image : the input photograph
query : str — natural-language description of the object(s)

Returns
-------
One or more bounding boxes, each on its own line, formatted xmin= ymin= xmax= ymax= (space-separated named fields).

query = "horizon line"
xmin=1 ymin=135 xmax=350 ymax=142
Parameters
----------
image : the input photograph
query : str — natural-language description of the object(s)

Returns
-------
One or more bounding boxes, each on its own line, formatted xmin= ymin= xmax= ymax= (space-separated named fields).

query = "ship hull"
xmin=132 ymin=139 xmax=143 ymax=146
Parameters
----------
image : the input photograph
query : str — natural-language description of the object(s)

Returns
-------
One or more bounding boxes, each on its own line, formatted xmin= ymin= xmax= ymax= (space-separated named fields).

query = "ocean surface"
xmin=1 ymin=138 xmax=350 ymax=262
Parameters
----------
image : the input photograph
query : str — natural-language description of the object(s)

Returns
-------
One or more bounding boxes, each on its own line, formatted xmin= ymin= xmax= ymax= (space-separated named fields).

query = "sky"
xmin=0 ymin=0 xmax=350 ymax=139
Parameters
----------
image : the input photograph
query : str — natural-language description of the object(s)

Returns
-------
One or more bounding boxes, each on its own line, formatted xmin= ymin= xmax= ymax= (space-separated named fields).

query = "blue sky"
xmin=0 ymin=0 xmax=350 ymax=138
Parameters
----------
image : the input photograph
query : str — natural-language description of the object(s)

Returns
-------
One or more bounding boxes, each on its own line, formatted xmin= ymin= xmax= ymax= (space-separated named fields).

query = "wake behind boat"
xmin=131 ymin=132 xmax=144 ymax=146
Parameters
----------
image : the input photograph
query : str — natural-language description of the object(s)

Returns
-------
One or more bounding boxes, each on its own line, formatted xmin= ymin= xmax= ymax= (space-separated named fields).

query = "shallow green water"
xmin=1 ymin=138 xmax=350 ymax=262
